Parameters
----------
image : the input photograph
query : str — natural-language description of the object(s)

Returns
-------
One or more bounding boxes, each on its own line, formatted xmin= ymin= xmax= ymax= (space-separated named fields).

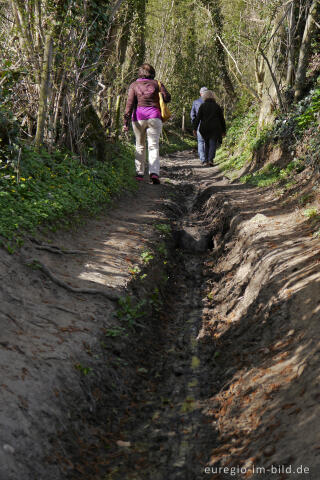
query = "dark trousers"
xmin=204 ymin=137 xmax=217 ymax=163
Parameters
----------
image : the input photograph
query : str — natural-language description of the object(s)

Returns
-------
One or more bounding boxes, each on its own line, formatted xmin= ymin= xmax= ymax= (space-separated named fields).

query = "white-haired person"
xmin=192 ymin=90 xmax=226 ymax=166
xmin=190 ymin=86 xmax=208 ymax=165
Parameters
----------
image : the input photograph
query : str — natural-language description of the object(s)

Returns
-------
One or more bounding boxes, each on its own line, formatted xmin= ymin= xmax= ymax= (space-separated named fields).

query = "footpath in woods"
xmin=0 ymin=150 xmax=320 ymax=480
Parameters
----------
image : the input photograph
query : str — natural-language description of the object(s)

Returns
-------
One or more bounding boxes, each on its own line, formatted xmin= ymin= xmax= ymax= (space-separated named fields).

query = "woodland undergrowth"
xmin=0 ymin=129 xmax=196 ymax=252
xmin=216 ymin=75 xmax=320 ymax=235
xmin=0 ymin=141 xmax=136 ymax=251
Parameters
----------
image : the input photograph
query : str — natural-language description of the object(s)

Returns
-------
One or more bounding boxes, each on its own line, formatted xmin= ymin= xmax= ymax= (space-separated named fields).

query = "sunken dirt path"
xmin=0 ymin=151 xmax=320 ymax=480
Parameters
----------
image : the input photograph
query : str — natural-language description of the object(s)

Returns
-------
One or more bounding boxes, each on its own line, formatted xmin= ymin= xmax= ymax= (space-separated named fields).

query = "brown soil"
xmin=0 ymin=150 xmax=319 ymax=480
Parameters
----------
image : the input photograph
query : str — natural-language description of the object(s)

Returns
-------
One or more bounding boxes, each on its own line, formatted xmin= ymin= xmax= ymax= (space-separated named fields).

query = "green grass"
xmin=241 ymin=159 xmax=305 ymax=187
xmin=241 ymin=165 xmax=282 ymax=187
xmin=215 ymin=107 xmax=259 ymax=173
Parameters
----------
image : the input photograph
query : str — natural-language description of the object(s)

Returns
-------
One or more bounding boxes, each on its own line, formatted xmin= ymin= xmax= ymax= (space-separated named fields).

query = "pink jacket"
xmin=124 ymin=79 xmax=171 ymax=126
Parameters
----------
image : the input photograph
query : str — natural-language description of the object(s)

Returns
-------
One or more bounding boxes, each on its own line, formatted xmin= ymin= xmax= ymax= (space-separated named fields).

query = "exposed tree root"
xmin=47 ymin=304 xmax=79 ymax=315
xmin=35 ymin=245 xmax=87 ymax=254
xmin=25 ymin=258 xmax=120 ymax=302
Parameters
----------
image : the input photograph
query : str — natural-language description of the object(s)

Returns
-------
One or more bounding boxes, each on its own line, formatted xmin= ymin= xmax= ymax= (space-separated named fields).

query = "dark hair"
xmin=138 ymin=63 xmax=156 ymax=79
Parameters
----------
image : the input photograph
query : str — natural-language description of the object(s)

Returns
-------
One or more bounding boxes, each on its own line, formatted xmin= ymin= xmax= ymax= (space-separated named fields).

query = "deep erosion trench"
xmin=1 ymin=151 xmax=320 ymax=479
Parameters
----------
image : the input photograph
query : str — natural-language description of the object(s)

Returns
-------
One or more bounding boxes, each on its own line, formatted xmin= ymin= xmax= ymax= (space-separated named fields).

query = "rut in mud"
xmin=1 ymin=151 xmax=320 ymax=480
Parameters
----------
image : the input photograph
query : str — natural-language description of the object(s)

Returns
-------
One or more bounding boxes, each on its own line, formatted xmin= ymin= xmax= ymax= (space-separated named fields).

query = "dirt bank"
xmin=0 ymin=150 xmax=319 ymax=479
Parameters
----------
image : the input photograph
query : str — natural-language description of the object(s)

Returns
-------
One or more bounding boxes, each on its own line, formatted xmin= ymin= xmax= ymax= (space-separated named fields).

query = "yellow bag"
xmin=157 ymin=80 xmax=171 ymax=122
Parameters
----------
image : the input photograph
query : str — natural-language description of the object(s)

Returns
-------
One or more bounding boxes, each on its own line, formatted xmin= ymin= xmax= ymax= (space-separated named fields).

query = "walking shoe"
xmin=150 ymin=173 xmax=160 ymax=184
xmin=135 ymin=174 xmax=144 ymax=181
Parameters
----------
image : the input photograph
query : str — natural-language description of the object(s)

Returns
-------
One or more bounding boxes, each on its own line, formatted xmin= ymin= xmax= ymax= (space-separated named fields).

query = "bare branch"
xmin=216 ymin=34 xmax=242 ymax=76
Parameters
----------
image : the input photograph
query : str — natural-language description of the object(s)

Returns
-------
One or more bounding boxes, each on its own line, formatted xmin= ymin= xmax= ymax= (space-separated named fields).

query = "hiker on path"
xmin=190 ymin=87 xmax=208 ymax=165
xmin=123 ymin=63 xmax=171 ymax=185
xmin=192 ymin=90 xmax=226 ymax=167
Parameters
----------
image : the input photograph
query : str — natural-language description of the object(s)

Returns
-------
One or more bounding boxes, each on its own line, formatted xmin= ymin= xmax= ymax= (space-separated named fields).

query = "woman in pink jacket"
xmin=123 ymin=64 xmax=171 ymax=184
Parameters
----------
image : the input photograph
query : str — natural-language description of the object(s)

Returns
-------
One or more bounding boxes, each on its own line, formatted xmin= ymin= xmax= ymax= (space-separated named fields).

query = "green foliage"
xmin=303 ymin=207 xmax=319 ymax=220
xmin=148 ymin=287 xmax=162 ymax=312
xmin=116 ymin=295 xmax=147 ymax=329
xmin=267 ymin=83 xmax=320 ymax=144
xmin=74 ymin=363 xmax=92 ymax=375
xmin=160 ymin=130 xmax=197 ymax=155
xmin=242 ymin=164 xmax=281 ymax=187
xmin=242 ymin=159 xmax=305 ymax=187
xmin=299 ymin=193 xmax=314 ymax=206
xmin=145 ymin=0 xmax=222 ymax=121
xmin=0 ymin=141 xmax=136 ymax=247
xmin=26 ymin=260 xmax=42 ymax=270
xmin=154 ymin=223 xmax=171 ymax=235
xmin=140 ymin=250 xmax=154 ymax=264
xmin=295 ymin=87 xmax=320 ymax=130
xmin=0 ymin=104 xmax=20 ymax=149
xmin=129 ymin=265 xmax=141 ymax=276
xmin=104 ymin=327 xmax=126 ymax=338
xmin=215 ymin=107 xmax=259 ymax=172
xmin=156 ymin=241 xmax=168 ymax=258
xmin=115 ymin=285 xmax=164 ymax=333
xmin=216 ymin=79 xmax=319 ymax=182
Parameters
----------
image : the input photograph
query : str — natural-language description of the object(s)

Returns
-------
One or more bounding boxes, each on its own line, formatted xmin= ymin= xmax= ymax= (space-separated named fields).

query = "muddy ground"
xmin=0 ymin=151 xmax=319 ymax=480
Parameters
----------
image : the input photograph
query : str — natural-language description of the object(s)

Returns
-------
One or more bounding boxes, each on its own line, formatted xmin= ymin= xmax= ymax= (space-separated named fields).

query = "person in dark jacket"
xmin=123 ymin=63 xmax=171 ymax=184
xmin=190 ymin=86 xmax=208 ymax=165
xmin=192 ymin=90 xmax=226 ymax=166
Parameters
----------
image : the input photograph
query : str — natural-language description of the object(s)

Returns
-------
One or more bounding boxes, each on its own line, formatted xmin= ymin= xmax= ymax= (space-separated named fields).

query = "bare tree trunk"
xmin=107 ymin=86 xmax=113 ymax=135
xmin=259 ymin=47 xmax=285 ymax=112
xmin=182 ymin=106 xmax=186 ymax=134
xmin=10 ymin=0 xmax=33 ymax=60
xmin=294 ymin=0 xmax=319 ymax=101
xmin=114 ymin=94 xmax=121 ymax=139
xmin=35 ymin=0 xmax=44 ymax=51
xmin=255 ymin=43 xmax=265 ymax=99
xmin=52 ymin=71 xmax=66 ymax=146
xmin=35 ymin=32 xmax=53 ymax=148
xmin=109 ymin=0 xmax=127 ymax=24
xmin=258 ymin=8 xmax=287 ymax=127
xmin=286 ymin=0 xmax=296 ymax=87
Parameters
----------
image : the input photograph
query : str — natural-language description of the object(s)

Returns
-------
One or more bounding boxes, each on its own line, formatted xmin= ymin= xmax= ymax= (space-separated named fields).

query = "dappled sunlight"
xmin=195 ymin=161 xmax=320 ymax=475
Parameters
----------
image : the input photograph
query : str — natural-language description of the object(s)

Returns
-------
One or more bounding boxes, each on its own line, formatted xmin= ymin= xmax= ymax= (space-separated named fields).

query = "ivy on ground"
xmin=0 ymin=129 xmax=196 ymax=251
xmin=0 ymin=142 xmax=136 ymax=249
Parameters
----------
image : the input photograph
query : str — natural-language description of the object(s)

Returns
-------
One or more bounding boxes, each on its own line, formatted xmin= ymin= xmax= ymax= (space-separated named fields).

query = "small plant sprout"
xmin=141 ymin=250 xmax=154 ymax=264
xmin=303 ymin=207 xmax=319 ymax=219
xmin=105 ymin=327 xmax=126 ymax=337
xmin=116 ymin=295 xmax=147 ymax=328
xmin=129 ymin=265 xmax=141 ymax=276
xmin=154 ymin=223 xmax=171 ymax=236
xmin=157 ymin=242 xmax=168 ymax=257
xmin=74 ymin=364 xmax=92 ymax=375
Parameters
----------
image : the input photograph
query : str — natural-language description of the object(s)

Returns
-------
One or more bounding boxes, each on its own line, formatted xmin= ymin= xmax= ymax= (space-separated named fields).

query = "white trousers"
xmin=132 ymin=118 xmax=162 ymax=176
